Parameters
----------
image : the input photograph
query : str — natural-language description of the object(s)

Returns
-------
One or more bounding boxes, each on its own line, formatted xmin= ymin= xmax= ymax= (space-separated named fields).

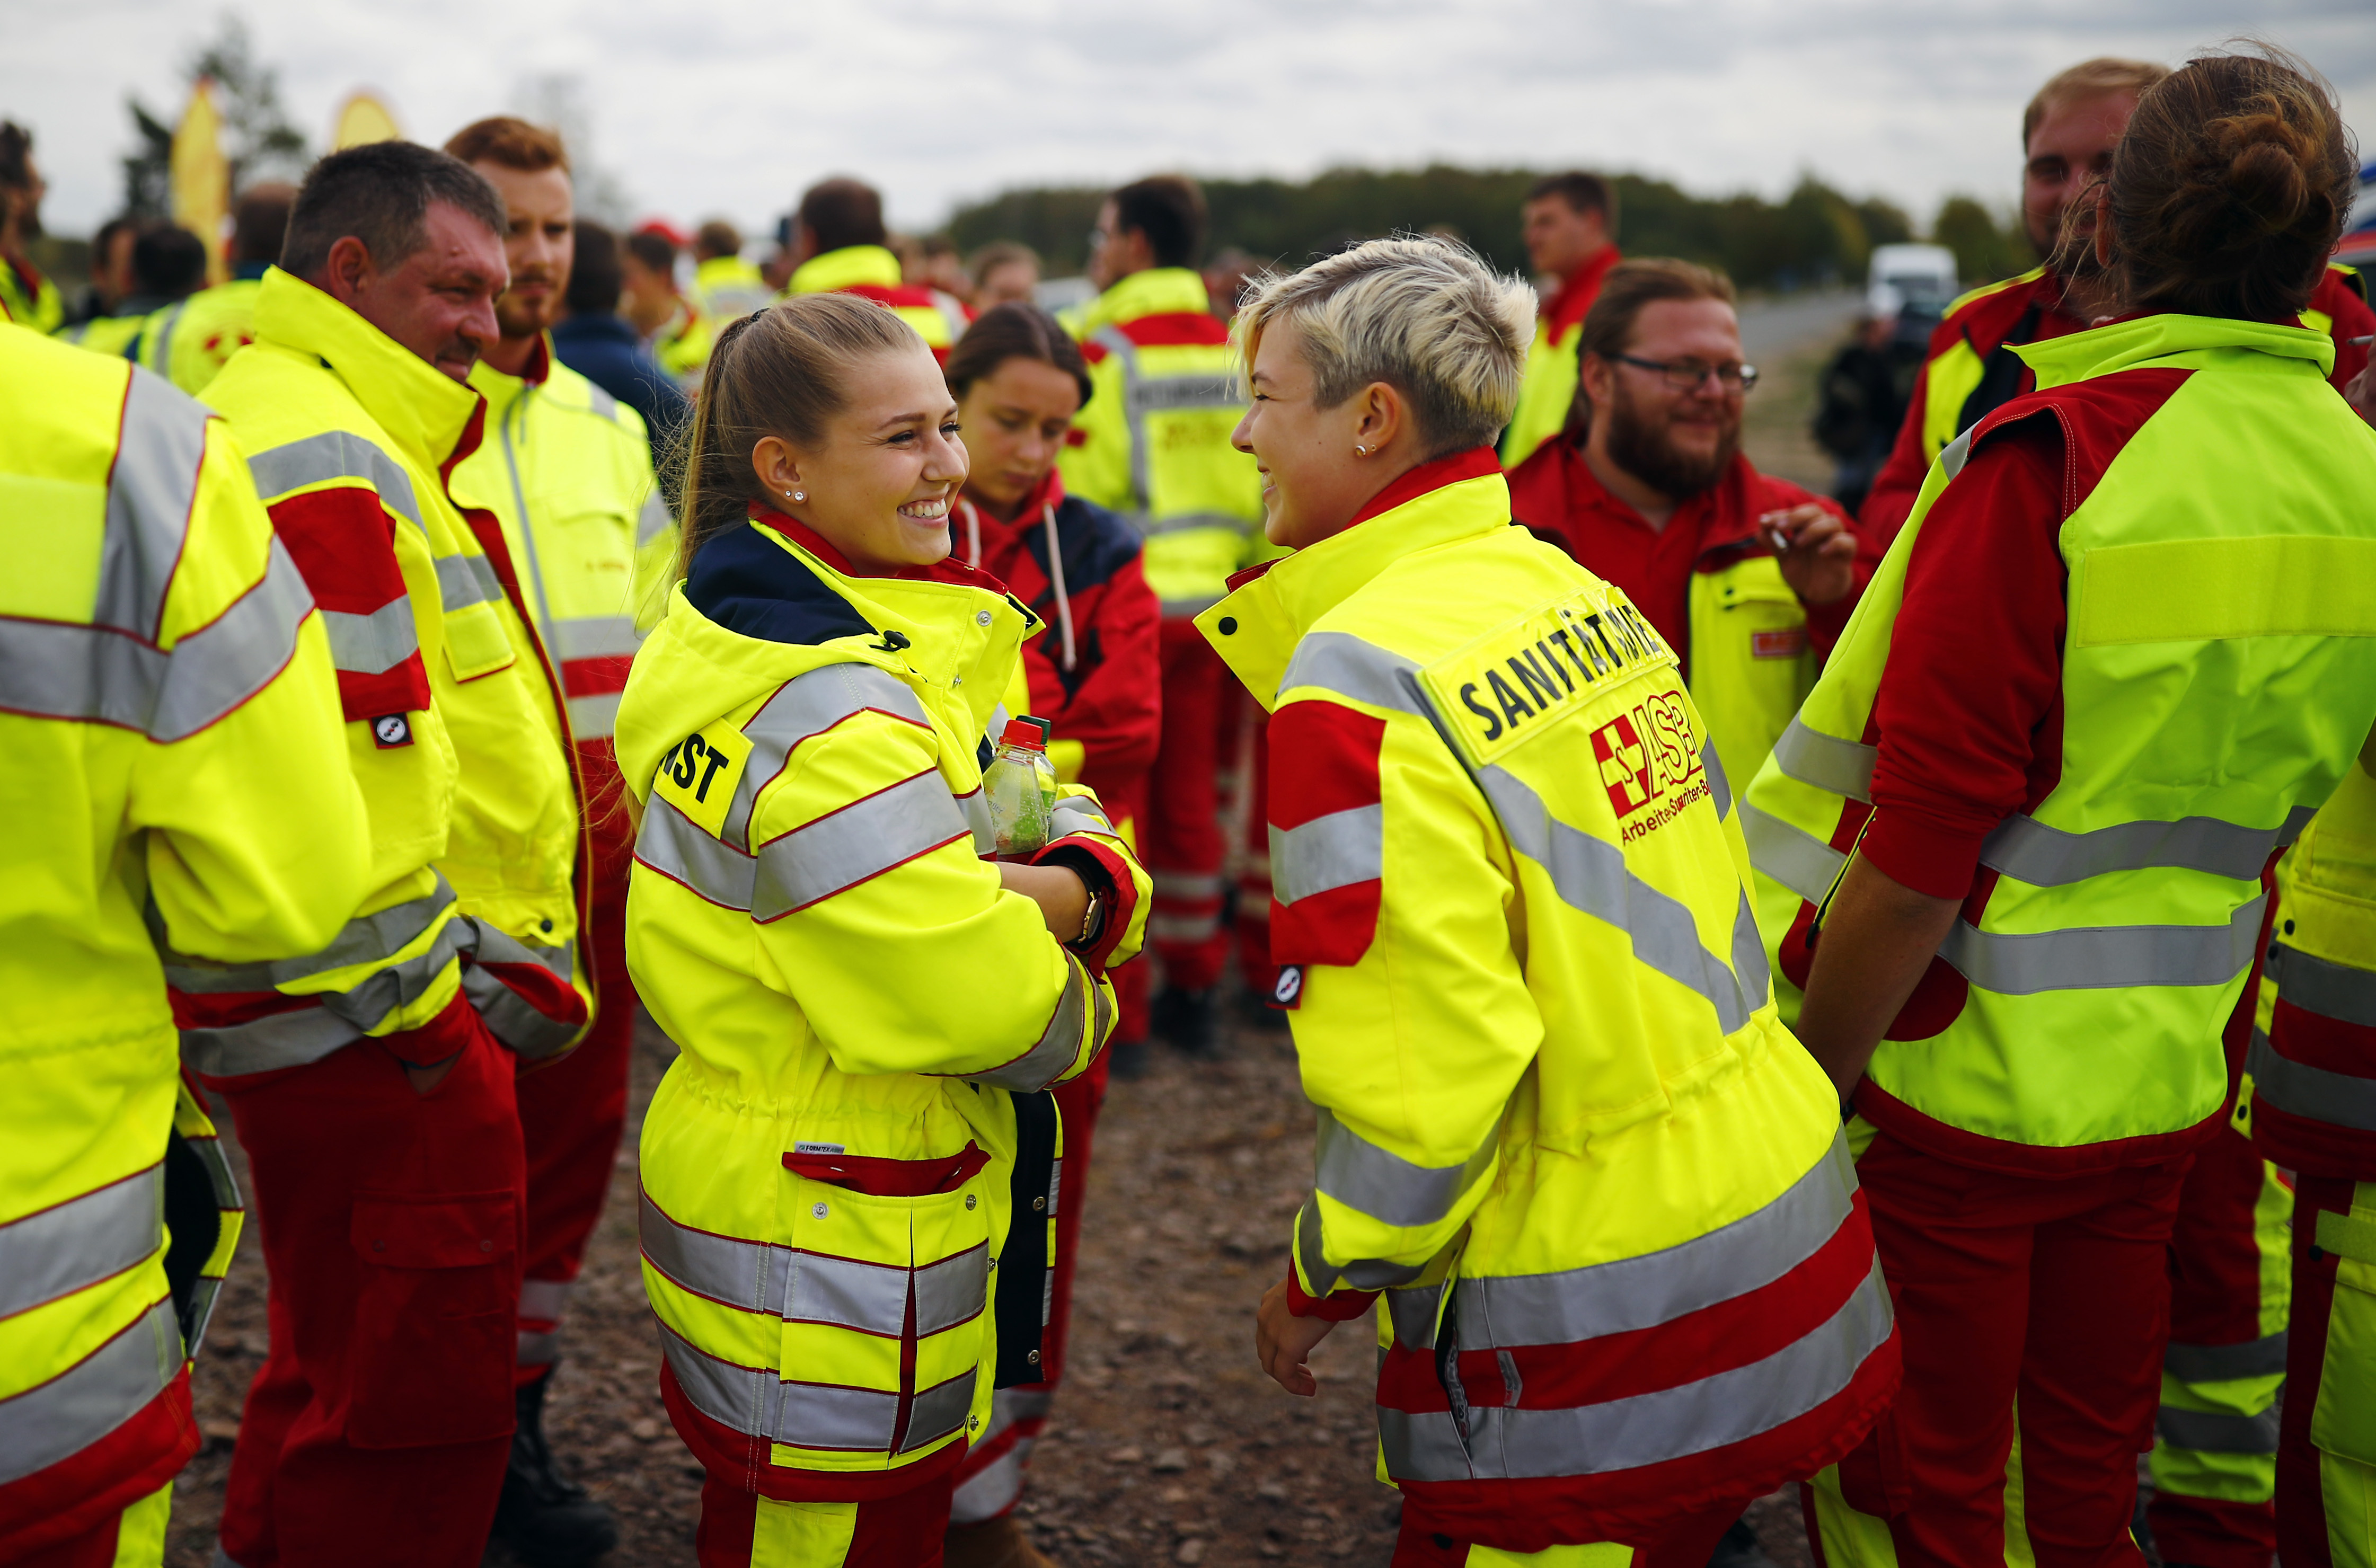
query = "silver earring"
xmin=789 ymin=490 xmax=805 ymax=502
xmin=1355 ymin=444 xmax=1370 ymax=456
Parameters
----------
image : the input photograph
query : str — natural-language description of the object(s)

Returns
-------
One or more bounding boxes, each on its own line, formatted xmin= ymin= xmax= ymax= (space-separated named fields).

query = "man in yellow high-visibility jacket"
xmin=447 ymin=114 xmax=671 ymax=1568
xmin=1498 ymin=171 xmax=1621 ymax=467
xmin=132 ymin=183 xmax=296 ymax=396
xmin=0 ymin=323 xmax=367 ymax=1568
xmin=783 ymin=177 xmax=970 ymax=362
xmin=192 ymin=140 xmax=590 ymax=1568
xmin=691 ymin=218 xmax=773 ymax=324
xmin=0 ymin=120 xmax=64 ymax=334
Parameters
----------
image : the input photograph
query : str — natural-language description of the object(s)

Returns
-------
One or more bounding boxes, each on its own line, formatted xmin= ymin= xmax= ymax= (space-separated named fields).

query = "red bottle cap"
xmin=1001 ymin=719 xmax=1046 ymax=751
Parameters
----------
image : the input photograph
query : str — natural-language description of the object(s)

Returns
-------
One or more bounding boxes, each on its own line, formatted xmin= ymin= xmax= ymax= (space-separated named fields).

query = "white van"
xmin=1867 ymin=243 xmax=1961 ymax=320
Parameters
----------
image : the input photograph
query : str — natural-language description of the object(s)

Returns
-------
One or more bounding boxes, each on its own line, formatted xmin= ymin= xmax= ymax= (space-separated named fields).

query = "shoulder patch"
xmin=1418 ymin=582 xmax=1677 ymax=768
xmin=653 ymin=721 xmax=755 ymax=837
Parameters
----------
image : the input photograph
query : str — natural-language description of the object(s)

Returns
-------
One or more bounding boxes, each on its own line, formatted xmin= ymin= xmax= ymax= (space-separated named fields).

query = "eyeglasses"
xmin=1612 ymin=353 xmax=1759 ymax=393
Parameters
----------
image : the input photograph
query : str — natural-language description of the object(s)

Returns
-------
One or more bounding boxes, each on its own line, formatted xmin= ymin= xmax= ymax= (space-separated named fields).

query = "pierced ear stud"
xmin=1355 ymin=444 xmax=1370 ymax=456
xmin=789 ymin=490 xmax=806 ymax=502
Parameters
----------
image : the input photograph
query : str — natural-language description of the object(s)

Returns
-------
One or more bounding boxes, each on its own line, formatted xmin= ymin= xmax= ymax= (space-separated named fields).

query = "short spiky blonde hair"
xmin=1233 ymin=235 xmax=1536 ymax=458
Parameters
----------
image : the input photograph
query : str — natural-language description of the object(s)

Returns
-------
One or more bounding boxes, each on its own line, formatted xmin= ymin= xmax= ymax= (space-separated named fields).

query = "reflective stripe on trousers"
xmin=657 ymin=1318 xmax=977 ymax=1456
xmin=2250 ymin=944 xmax=2376 ymax=1133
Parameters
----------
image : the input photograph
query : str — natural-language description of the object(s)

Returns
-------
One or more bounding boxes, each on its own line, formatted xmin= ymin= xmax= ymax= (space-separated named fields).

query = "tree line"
xmin=950 ymin=165 xmax=2037 ymax=291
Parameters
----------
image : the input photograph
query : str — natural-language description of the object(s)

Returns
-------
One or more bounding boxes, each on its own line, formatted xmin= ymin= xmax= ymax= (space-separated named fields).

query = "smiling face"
xmin=956 ymin=355 xmax=1082 ymax=518
xmin=323 ymin=200 xmax=507 ymax=382
xmin=475 ymin=160 xmax=573 ymax=340
xmin=1580 ymin=296 xmax=1744 ymax=499
xmin=755 ymin=342 xmax=969 ymax=575
xmin=2024 ymin=91 xmax=2136 ymax=257
xmin=1232 ymin=321 xmax=1380 ymax=550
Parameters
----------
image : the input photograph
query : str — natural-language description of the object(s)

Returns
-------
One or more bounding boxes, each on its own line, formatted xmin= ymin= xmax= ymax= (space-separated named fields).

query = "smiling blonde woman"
xmin=1212 ymin=235 xmax=1897 ymax=1565
xmin=615 ymin=293 xmax=1149 ymax=1568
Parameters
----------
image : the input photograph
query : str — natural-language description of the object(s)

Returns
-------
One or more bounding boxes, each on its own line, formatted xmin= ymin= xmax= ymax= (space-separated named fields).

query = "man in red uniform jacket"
xmin=1509 ymin=257 xmax=1872 ymax=802
xmin=1861 ymin=56 xmax=2373 ymax=547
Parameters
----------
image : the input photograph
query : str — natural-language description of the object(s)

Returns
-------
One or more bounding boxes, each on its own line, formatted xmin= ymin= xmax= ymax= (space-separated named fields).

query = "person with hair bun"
xmin=616 ymin=293 xmax=1149 ymax=1568
xmin=935 ymin=302 xmax=1160 ymax=1567
xmin=1215 ymin=235 xmax=1897 ymax=1565
xmin=1741 ymin=47 xmax=2376 ymax=1568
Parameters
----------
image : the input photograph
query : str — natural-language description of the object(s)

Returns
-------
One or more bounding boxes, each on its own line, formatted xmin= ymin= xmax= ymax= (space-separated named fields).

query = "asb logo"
xmin=1589 ymin=692 xmax=1702 ymax=819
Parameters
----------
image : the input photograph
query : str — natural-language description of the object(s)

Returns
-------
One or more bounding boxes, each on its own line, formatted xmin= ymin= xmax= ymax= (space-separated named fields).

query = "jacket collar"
xmin=695 ymin=254 xmax=764 ymax=286
xmin=467 ymin=333 xmax=554 ymax=417
xmin=250 ymin=268 xmax=487 ymax=473
xmin=791 ymin=245 xmax=904 ymax=296
xmin=1200 ymin=447 xmax=1507 ymax=710
xmin=1541 ymin=245 xmax=1622 ymax=334
xmin=1082 ymin=267 xmax=1212 ymax=333
xmin=2014 ymin=310 xmax=2336 ymax=389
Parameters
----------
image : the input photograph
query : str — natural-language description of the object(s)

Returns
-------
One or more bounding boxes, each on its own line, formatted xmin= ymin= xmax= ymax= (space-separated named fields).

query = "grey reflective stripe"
xmin=1940 ymin=894 xmax=2264 ymax=995
xmin=1132 ymin=509 xmax=1253 ymax=541
xmin=1295 ymin=1193 xmax=1427 ymax=1294
xmin=1092 ymin=321 xmax=1251 ymax=543
xmin=520 ymin=1278 xmax=572 ymax=1320
xmin=1048 ymin=796 xmax=1114 ymax=841
xmin=0 ymin=1295 xmax=182 ymax=1486
xmin=1477 ymin=765 xmax=1769 ymax=1033
xmin=568 ymin=693 xmax=621 ymax=737
xmin=2247 ymin=1027 xmax=2376 ymax=1132
xmin=1385 ymin=1283 xmax=1447 ymax=1352
xmin=636 ymin=796 xmax=757 ymax=910
xmin=1742 ymin=801 xmax=1847 ymax=904
xmin=1422 ymin=1133 xmax=1859 ymax=1352
xmin=913 ymin=1245 xmax=992 ymax=1337
xmin=1939 ymin=428 xmax=1975 ymax=480
xmin=320 ymin=598 xmax=420 ymax=676
xmin=517 ymin=1330 xmax=560 ymax=1366
xmin=1149 ymin=913 xmax=1221 ymax=942
xmin=1380 ymin=1260 xmax=1894 ymax=1481
xmin=967 ymin=953 xmax=1093 ymax=1092
xmin=1314 ymin=1106 xmax=1496 ymax=1230
xmin=180 ymin=1004 xmax=367 ymax=1078
xmin=1271 ymin=804 xmax=1385 ymax=904
xmin=161 ymin=875 xmax=459 ymax=996
xmin=248 ymin=429 xmax=422 ymax=530
xmin=2272 ymin=942 xmax=2376 ymax=1027
xmin=643 ymin=1190 xmax=988 ymax=1339
xmin=1982 ymin=810 xmax=2301 ymax=887
xmin=101 ymin=368 xmax=211 ymax=640
xmin=0 ymin=1165 xmax=163 ymax=1322
xmin=2164 ymin=1332 xmax=2287 ymax=1383
xmin=0 ymin=534 xmax=315 ymax=742
xmin=582 ymin=383 xmax=619 ymax=420
xmin=1279 ymin=631 xmax=1424 ymax=715
xmin=722 ymin=663 xmax=931 ymax=852
xmin=638 ymin=490 xmax=673 ymax=546
xmin=657 ymin=1322 xmax=976 ymax=1454
xmin=1771 ymin=717 xmax=1875 ymax=804
xmin=2156 ymin=1404 xmax=2280 ymax=1454
xmin=435 ymin=551 xmax=505 ymax=612
xmin=552 ymin=615 xmax=640 ymax=661
xmin=1702 ymin=741 xmax=1732 ymax=819
xmin=754 ymin=770 xmax=968 ymax=918
xmin=959 ymin=786 xmax=997 ymax=856
xmin=458 ymin=919 xmax=579 ymax=1058
xmin=1152 ymin=871 xmax=1225 ymax=899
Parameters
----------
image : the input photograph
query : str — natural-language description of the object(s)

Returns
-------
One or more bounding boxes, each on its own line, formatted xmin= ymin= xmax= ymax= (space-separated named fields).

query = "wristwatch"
xmin=1073 ymin=884 xmax=1107 ymax=948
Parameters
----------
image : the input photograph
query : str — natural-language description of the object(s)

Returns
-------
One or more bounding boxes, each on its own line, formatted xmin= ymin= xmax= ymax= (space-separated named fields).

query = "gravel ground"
xmin=165 ymin=1009 xmax=1817 ymax=1567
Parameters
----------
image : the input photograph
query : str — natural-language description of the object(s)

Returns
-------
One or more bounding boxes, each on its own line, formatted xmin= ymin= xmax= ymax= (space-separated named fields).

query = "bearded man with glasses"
xmin=1509 ymin=257 xmax=1880 ymax=798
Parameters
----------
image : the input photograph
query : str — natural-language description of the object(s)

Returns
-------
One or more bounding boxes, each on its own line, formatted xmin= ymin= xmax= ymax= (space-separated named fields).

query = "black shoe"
xmin=1107 ymin=1039 xmax=1150 ymax=1080
xmin=1706 ymin=1518 xmax=1778 ymax=1568
xmin=1152 ymin=987 xmax=1218 ymax=1056
xmin=491 ymin=1370 xmax=619 ymax=1567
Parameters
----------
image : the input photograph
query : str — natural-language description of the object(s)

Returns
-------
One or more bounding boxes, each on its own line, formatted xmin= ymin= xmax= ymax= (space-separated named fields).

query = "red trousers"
xmin=948 ymin=1061 xmax=1108 ymax=1523
xmin=696 ymin=1468 xmax=953 ymax=1566
xmin=2276 ymin=1175 xmax=2374 ymax=1568
xmin=1392 ymin=1498 xmax=1744 ymax=1565
xmin=1144 ymin=618 xmax=1230 ymax=990
xmin=513 ymin=864 xmax=635 ymax=1383
xmin=209 ymin=1011 xmax=525 ymax=1568
xmin=1806 ymin=1129 xmax=2190 ymax=1568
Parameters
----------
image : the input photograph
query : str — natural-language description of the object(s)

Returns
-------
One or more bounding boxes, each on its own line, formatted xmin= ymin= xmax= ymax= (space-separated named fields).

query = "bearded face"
xmin=1601 ymin=365 xmax=1739 ymax=500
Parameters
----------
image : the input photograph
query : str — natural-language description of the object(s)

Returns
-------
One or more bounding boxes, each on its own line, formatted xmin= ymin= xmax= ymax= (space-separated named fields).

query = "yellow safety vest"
xmin=0 ymin=330 xmax=363 ymax=1538
xmin=785 ymin=245 xmax=965 ymax=352
xmin=620 ymin=519 xmax=1147 ymax=1489
xmin=1059 ymin=267 xmax=1263 ymax=615
xmin=1686 ymin=554 xmax=1819 ymax=793
xmin=54 ymin=311 xmax=147 ymax=358
xmin=692 ymin=254 xmax=774 ymax=324
xmin=186 ymin=269 xmax=589 ymax=1074
xmin=1 ymin=255 xmax=63 ymax=335
xmin=133 ymin=274 xmax=267 ymax=396
xmin=1743 ymin=313 xmax=2376 ymax=1150
xmin=1198 ymin=459 xmax=1892 ymax=1519
xmin=457 ymin=343 xmax=667 ymax=741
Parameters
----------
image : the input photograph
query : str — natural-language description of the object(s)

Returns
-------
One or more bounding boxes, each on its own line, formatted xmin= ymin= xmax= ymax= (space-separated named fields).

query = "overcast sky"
xmin=7 ymin=0 xmax=2371 ymax=250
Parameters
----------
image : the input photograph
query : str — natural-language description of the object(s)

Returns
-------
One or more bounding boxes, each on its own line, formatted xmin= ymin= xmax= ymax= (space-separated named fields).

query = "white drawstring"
xmin=1042 ymin=502 xmax=1077 ymax=672
xmin=959 ymin=499 xmax=983 ymax=571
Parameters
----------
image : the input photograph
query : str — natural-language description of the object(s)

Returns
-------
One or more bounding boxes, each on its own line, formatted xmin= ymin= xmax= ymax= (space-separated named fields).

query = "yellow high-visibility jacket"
xmin=692 ymin=254 xmax=775 ymax=324
xmin=1199 ymin=449 xmax=1895 ymax=1547
xmin=1060 ymin=267 xmax=1264 ymax=615
xmin=0 ymin=331 xmax=365 ymax=1553
xmin=621 ymin=509 xmax=1147 ymax=1500
xmin=130 ymin=272 xmax=267 ymax=396
xmin=785 ymin=245 xmax=968 ymax=356
xmin=182 ymin=269 xmax=589 ymax=1076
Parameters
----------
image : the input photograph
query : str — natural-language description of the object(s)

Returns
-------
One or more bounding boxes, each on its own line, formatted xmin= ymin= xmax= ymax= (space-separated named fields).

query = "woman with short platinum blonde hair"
xmin=1209 ymin=234 xmax=1897 ymax=1565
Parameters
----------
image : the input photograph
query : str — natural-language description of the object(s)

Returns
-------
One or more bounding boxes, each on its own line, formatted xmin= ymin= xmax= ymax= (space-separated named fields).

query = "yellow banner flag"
xmin=171 ymin=78 xmax=229 ymax=286
xmin=333 ymin=93 xmax=403 ymax=150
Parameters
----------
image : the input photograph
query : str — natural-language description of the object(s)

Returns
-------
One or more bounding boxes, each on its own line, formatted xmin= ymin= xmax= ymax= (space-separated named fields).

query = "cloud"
xmin=6 ymin=0 xmax=2370 ymax=245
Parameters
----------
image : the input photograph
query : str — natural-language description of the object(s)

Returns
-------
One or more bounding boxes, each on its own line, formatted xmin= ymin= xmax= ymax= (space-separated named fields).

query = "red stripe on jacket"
xmin=1266 ymin=698 xmax=1384 ymax=968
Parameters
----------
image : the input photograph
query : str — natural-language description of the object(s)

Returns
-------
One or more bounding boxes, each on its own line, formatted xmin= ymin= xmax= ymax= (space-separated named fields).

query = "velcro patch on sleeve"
xmin=653 ymin=722 xmax=754 ymax=837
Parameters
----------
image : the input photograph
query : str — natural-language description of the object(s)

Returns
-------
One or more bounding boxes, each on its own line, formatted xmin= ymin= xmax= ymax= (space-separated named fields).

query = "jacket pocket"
xmin=346 ymin=1190 xmax=518 ymax=1449
xmin=776 ymin=1162 xmax=995 ymax=1466
xmin=2311 ymin=1197 xmax=2376 ymax=1465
